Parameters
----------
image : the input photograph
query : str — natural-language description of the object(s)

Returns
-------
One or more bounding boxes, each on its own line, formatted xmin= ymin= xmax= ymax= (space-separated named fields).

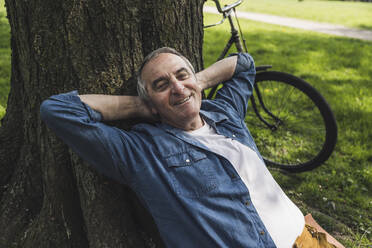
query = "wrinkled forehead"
xmin=141 ymin=53 xmax=190 ymax=85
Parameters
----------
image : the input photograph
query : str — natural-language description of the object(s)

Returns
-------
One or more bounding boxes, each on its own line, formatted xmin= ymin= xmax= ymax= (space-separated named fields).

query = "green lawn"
xmin=204 ymin=12 xmax=372 ymax=247
xmin=206 ymin=0 xmax=372 ymax=30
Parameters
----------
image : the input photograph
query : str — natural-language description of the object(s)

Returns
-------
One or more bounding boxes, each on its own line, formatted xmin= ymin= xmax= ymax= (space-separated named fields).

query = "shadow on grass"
xmin=358 ymin=24 xmax=372 ymax=31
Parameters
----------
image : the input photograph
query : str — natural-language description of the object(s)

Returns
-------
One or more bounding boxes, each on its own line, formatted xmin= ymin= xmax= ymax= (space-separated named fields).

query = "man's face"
xmin=141 ymin=53 xmax=202 ymax=130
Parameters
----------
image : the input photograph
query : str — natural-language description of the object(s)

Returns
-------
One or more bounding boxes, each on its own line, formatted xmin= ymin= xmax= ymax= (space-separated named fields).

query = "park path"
xmin=204 ymin=6 xmax=372 ymax=42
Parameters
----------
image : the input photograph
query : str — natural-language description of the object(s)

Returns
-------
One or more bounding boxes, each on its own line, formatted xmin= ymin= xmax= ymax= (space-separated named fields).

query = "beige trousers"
xmin=293 ymin=214 xmax=345 ymax=248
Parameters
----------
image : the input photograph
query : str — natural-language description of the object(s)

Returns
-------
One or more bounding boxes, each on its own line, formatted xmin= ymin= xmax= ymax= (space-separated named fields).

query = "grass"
xmin=0 ymin=0 xmax=10 ymax=119
xmin=206 ymin=0 xmax=372 ymax=30
xmin=203 ymin=13 xmax=372 ymax=247
xmin=1 ymin=1 xmax=371 ymax=247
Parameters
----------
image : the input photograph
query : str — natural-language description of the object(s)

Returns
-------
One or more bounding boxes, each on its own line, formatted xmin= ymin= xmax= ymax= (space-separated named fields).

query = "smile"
xmin=174 ymin=95 xmax=191 ymax=106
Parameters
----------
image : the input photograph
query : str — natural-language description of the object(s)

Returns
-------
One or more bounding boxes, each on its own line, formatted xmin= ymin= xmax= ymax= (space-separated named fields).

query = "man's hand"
xmin=79 ymin=94 xmax=157 ymax=121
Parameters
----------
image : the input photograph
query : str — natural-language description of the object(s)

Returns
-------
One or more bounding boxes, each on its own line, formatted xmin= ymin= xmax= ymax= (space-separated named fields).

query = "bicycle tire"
xmin=245 ymin=71 xmax=337 ymax=172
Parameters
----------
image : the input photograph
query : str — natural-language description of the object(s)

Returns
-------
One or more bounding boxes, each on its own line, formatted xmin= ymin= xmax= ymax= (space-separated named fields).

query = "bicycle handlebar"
xmin=204 ymin=0 xmax=244 ymax=28
xmin=212 ymin=0 xmax=243 ymax=14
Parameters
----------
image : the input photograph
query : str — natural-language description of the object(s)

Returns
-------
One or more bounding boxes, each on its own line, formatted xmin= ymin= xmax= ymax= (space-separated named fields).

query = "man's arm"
xmin=78 ymin=56 xmax=238 ymax=121
xmin=39 ymin=55 xmax=242 ymax=183
xmin=78 ymin=94 xmax=153 ymax=121
xmin=196 ymin=55 xmax=238 ymax=90
xmin=212 ymin=53 xmax=256 ymax=119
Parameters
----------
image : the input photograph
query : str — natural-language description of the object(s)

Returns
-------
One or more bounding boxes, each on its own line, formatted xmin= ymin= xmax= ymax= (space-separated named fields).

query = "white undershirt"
xmin=186 ymin=122 xmax=304 ymax=248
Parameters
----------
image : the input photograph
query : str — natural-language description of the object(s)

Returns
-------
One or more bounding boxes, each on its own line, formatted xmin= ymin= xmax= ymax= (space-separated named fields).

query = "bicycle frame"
xmin=205 ymin=1 xmax=281 ymax=130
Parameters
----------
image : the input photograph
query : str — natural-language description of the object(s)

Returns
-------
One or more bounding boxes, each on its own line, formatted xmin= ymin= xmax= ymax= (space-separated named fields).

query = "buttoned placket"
xmin=207 ymin=124 xmax=273 ymax=245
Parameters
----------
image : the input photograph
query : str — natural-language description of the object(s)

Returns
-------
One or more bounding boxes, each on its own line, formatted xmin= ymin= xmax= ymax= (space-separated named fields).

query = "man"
xmin=40 ymin=47 xmax=342 ymax=248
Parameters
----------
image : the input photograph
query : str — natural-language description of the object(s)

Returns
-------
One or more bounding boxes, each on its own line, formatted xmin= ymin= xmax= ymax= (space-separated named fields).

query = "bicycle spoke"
xmin=245 ymin=71 xmax=337 ymax=171
xmin=272 ymin=83 xmax=297 ymax=119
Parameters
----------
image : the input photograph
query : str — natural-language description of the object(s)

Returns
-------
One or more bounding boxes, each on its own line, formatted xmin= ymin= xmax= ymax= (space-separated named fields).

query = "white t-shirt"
xmin=186 ymin=122 xmax=304 ymax=248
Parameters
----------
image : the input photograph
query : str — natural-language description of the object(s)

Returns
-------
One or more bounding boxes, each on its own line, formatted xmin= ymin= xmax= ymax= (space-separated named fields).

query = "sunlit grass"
xmin=0 ymin=0 xmax=10 ymax=119
xmin=206 ymin=0 xmax=372 ymax=30
xmin=204 ymin=12 xmax=372 ymax=246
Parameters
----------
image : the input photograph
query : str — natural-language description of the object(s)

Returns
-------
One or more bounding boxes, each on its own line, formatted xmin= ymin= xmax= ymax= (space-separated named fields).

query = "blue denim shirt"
xmin=40 ymin=53 xmax=277 ymax=247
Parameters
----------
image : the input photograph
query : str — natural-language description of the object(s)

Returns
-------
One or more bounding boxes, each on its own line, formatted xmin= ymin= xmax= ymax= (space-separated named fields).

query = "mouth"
xmin=173 ymin=94 xmax=192 ymax=106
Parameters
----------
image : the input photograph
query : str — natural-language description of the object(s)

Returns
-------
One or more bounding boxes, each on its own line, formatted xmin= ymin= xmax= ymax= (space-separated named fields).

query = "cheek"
xmin=155 ymin=96 xmax=175 ymax=114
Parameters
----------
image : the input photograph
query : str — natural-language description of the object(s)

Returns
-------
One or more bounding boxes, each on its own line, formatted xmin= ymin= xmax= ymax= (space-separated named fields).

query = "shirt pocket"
xmin=164 ymin=150 xmax=218 ymax=198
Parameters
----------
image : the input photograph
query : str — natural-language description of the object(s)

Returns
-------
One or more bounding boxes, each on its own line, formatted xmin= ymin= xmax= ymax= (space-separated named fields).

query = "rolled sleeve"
xmin=40 ymin=90 xmax=102 ymax=122
xmin=215 ymin=53 xmax=256 ymax=119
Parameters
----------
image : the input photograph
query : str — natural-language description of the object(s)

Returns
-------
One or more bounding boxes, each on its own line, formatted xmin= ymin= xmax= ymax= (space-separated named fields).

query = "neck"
xmin=163 ymin=115 xmax=204 ymax=131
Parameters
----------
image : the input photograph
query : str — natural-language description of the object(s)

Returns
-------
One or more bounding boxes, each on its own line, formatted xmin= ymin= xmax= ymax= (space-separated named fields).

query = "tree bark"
xmin=0 ymin=0 xmax=204 ymax=247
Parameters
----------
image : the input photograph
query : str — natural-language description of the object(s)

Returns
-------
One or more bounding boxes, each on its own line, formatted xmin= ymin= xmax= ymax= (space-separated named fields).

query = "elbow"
xmin=242 ymin=53 xmax=256 ymax=72
xmin=40 ymin=99 xmax=56 ymax=124
xmin=234 ymin=53 xmax=256 ymax=77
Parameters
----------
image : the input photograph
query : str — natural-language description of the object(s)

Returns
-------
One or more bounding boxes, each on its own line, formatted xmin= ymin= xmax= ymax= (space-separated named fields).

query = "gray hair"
xmin=137 ymin=47 xmax=195 ymax=102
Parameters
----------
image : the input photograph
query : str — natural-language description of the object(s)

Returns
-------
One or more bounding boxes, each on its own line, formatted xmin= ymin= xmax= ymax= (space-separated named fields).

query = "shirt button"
xmin=244 ymin=201 xmax=250 ymax=206
xmin=185 ymin=159 xmax=190 ymax=163
xmin=232 ymin=134 xmax=236 ymax=138
xmin=260 ymin=231 xmax=265 ymax=235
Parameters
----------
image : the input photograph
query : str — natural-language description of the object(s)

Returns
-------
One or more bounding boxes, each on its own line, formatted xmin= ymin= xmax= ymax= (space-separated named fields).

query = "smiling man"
xmin=140 ymin=52 xmax=204 ymax=130
xmin=40 ymin=47 xmax=342 ymax=248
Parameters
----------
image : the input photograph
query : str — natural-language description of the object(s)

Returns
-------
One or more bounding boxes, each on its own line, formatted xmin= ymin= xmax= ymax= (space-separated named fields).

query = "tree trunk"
xmin=0 ymin=0 xmax=204 ymax=247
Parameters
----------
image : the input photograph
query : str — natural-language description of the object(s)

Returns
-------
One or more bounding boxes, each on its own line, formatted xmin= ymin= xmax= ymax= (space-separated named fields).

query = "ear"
xmin=144 ymin=99 xmax=158 ymax=116
xmin=150 ymin=106 xmax=158 ymax=115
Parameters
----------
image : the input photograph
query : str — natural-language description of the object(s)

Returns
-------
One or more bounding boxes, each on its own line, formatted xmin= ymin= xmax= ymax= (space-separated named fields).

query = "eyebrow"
xmin=175 ymin=67 xmax=189 ymax=75
xmin=151 ymin=67 xmax=189 ymax=89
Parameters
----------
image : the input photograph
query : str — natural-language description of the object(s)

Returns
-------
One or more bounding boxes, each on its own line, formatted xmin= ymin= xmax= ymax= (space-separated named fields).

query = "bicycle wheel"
xmin=245 ymin=71 xmax=337 ymax=172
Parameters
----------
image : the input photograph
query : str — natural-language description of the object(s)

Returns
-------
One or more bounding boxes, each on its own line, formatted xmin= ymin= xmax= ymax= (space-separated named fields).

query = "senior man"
xmin=40 ymin=47 xmax=342 ymax=248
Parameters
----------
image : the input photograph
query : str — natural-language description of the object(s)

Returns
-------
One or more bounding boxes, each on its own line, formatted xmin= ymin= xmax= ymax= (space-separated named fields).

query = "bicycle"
xmin=204 ymin=0 xmax=338 ymax=173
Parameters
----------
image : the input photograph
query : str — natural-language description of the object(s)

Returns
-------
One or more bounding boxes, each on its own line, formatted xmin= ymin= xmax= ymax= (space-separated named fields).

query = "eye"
xmin=177 ymin=72 xmax=189 ymax=80
xmin=155 ymin=80 xmax=169 ymax=91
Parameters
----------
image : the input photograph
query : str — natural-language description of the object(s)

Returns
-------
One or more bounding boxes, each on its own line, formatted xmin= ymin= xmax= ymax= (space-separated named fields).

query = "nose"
xmin=170 ymin=77 xmax=185 ymax=94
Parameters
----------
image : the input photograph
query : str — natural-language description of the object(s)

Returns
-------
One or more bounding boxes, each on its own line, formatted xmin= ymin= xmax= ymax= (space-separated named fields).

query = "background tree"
xmin=0 ymin=0 xmax=205 ymax=247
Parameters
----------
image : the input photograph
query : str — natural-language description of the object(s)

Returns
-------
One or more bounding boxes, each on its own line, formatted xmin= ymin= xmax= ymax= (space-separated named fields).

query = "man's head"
xmin=137 ymin=47 xmax=203 ymax=130
xmin=137 ymin=47 xmax=196 ymax=101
